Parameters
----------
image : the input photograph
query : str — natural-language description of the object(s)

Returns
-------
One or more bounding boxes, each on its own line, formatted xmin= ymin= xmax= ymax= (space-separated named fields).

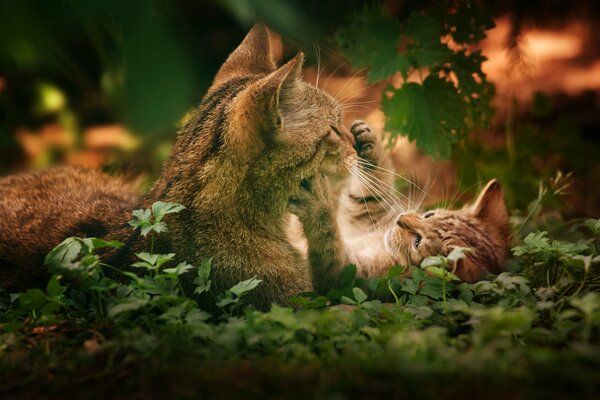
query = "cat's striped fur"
xmin=0 ymin=24 xmax=357 ymax=309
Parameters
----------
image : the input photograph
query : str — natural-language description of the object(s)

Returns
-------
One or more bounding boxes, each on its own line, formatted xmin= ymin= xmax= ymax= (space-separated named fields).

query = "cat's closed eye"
xmin=423 ymin=211 xmax=435 ymax=218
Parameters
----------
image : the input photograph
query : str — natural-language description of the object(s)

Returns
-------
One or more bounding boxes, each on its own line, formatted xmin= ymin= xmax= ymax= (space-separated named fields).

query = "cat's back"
xmin=0 ymin=166 xmax=139 ymax=292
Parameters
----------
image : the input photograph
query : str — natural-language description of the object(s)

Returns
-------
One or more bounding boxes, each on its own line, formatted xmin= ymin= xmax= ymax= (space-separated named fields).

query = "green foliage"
xmin=129 ymin=201 xmax=186 ymax=237
xmin=337 ymin=2 xmax=495 ymax=158
xmin=1 ymin=201 xmax=600 ymax=396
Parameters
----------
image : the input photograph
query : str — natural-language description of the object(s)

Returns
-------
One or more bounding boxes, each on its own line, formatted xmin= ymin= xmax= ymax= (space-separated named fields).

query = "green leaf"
xmin=336 ymin=5 xmax=408 ymax=82
xmin=44 ymin=237 xmax=84 ymax=269
xmin=194 ymin=258 xmax=213 ymax=295
xmin=108 ymin=297 xmax=149 ymax=317
xmin=382 ymin=75 xmax=467 ymax=159
xmin=423 ymin=266 xmax=461 ymax=282
xmin=152 ymin=201 xmax=186 ymax=222
xmin=18 ymin=288 xmax=47 ymax=311
xmin=447 ymin=247 xmax=472 ymax=262
xmin=444 ymin=3 xmax=495 ymax=44
xmin=421 ymin=255 xmax=447 ymax=269
xmin=352 ymin=287 xmax=368 ymax=304
xmin=163 ymin=262 xmax=194 ymax=277
xmin=585 ymin=219 xmax=600 ymax=235
xmin=402 ymin=13 xmax=452 ymax=69
xmin=45 ymin=275 xmax=64 ymax=297
xmin=229 ymin=277 xmax=262 ymax=298
xmin=402 ymin=279 xmax=418 ymax=296
xmin=89 ymin=238 xmax=124 ymax=249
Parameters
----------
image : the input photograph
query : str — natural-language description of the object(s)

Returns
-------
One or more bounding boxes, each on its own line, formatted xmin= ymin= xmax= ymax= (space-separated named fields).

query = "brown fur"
xmin=0 ymin=24 xmax=356 ymax=309
xmin=0 ymin=167 xmax=138 ymax=292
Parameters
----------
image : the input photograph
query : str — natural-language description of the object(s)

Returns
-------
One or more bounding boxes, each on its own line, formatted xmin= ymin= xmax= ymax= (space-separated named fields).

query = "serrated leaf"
xmin=229 ymin=277 xmax=262 ymax=298
xmin=447 ymin=247 xmax=471 ymax=261
xmin=585 ymin=218 xmax=600 ymax=235
xmin=90 ymin=238 xmax=124 ymax=249
xmin=152 ymin=201 xmax=186 ymax=222
xmin=421 ymin=256 xmax=446 ymax=269
xmin=163 ymin=262 xmax=194 ymax=276
xmin=382 ymin=75 xmax=467 ymax=159
xmin=444 ymin=4 xmax=495 ymax=44
xmin=108 ymin=297 xmax=149 ymax=317
xmin=352 ymin=287 xmax=368 ymax=304
xmin=451 ymin=50 xmax=488 ymax=97
xmin=44 ymin=237 xmax=84 ymax=269
xmin=194 ymin=258 xmax=213 ymax=295
xmin=129 ymin=209 xmax=152 ymax=229
xmin=46 ymin=275 xmax=64 ymax=297
xmin=336 ymin=5 xmax=407 ymax=82
xmin=135 ymin=252 xmax=159 ymax=265
xmin=18 ymin=288 xmax=47 ymax=310
xmin=402 ymin=13 xmax=452 ymax=68
xmin=423 ymin=266 xmax=461 ymax=282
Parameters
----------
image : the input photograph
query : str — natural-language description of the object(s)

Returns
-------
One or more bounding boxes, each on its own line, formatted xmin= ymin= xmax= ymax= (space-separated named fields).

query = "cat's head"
xmin=184 ymin=24 xmax=355 ymax=193
xmin=383 ymin=180 xmax=509 ymax=282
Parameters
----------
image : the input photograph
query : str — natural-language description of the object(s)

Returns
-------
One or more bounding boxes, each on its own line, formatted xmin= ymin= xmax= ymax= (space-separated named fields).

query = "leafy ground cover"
xmin=1 ymin=199 xmax=599 ymax=399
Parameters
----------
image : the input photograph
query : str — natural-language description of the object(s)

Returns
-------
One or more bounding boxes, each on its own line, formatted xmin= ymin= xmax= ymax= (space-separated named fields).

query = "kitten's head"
xmin=384 ymin=180 xmax=509 ymax=282
xmin=185 ymin=24 xmax=355 ymax=191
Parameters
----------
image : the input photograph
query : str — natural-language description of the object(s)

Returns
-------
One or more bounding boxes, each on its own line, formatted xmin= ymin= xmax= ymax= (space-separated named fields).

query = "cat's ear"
xmin=229 ymin=52 xmax=303 ymax=135
xmin=273 ymin=51 xmax=304 ymax=109
xmin=471 ymin=179 xmax=508 ymax=226
xmin=249 ymin=51 xmax=303 ymax=128
xmin=213 ymin=23 xmax=276 ymax=86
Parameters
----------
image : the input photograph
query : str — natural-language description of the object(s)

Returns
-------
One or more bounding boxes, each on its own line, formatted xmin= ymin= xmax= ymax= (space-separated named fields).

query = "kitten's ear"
xmin=213 ymin=23 xmax=276 ymax=86
xmin=471 ymin=179 xmax=508 ymax=226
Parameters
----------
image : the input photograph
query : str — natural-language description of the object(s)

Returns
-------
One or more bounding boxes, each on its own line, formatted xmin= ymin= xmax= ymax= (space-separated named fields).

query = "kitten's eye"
xmin=413 ymin=233 xmax=422 ymax=249
xmin=423 ymin=211 xmax=435 ymax=219
xmin=330 ymin=125 xmax=341 ymax=137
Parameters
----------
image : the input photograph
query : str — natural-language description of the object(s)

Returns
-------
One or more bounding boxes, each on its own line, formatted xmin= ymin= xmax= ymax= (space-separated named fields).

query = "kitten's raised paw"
xmin=351 ymin=120 xmax=382 ymax=168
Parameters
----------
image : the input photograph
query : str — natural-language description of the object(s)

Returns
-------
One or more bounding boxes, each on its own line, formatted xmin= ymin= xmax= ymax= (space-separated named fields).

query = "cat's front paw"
xmin=288 ymin=175 xmax=337 ymax=218
xmin=351 ymin=120 xmax=382 ymax=168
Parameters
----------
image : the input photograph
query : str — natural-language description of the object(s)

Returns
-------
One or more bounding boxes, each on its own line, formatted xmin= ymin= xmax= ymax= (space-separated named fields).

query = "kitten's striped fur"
xmin=291 ymin=121 xmax=509 ymax=286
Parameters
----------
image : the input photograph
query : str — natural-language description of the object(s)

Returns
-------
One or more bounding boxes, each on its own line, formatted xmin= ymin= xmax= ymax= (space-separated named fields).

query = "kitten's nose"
xmin=396 ymin=213 xmax=418 ymax=229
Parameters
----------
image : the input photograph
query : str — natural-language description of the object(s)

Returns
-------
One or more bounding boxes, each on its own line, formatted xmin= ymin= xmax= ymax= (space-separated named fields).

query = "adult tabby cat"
xmin=292 ymin=121 xmax=510 ymax=291
xmin=0 ymin=24 xmax=357 ymax=309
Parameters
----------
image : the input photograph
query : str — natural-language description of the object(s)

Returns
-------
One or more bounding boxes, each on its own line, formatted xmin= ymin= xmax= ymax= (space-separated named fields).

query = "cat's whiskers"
xmin=313 ymin=41 xmax=322 ymax=89
xmin=337 ymin=81 xmax=379 ymax=105
xmin=351 ymin=169 xmax=409 ymax=222
xmin=352 ymin=167 xmax=406 ymax=212
xmin=354 ymin=159 xmax=428 ymax=195
xmin=412 ymin=175 xmax=435 ymax=212
xmin=347 ymin=163 xmax=400 ymax=220
xmin=333 ymin=67 xmax=370 ymax=103
xmin=341 ymin=99 xmax=381 ymax=107
xmin=354 ymin=159 xmax=420 ymax=203
xmin=322 ymin=62 xmax=346 ymax=92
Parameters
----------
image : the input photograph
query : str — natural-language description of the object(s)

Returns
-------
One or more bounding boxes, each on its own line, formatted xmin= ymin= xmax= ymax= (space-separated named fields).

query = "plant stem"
xmin=388 ymin=279 xmax=400 ymax=304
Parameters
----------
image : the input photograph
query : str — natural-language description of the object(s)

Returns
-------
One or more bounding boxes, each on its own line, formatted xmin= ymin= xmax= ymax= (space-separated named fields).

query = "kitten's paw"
xmin=351 ymin=120 xmax=382 ymax=168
